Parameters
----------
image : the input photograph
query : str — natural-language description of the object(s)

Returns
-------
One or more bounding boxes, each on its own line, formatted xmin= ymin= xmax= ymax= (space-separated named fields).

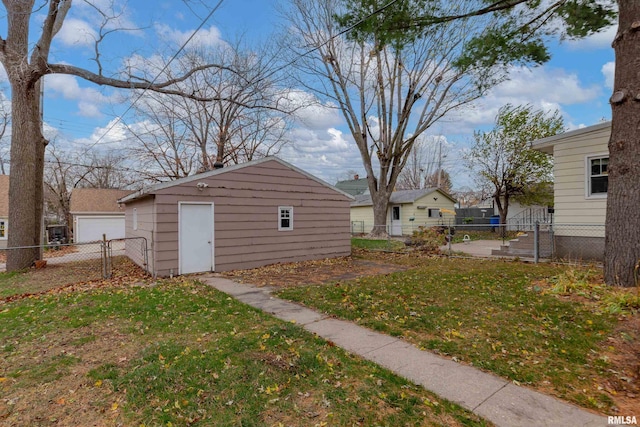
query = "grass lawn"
xmin=351 ymin=237 xmax=405 ymax=251
xmin=277 ymin=258 xmax=640 ymax=413
xmin=0 ymin=256 xmax=142 ymax=299
xmin=0 ymin=275 xmax=488 ymax=426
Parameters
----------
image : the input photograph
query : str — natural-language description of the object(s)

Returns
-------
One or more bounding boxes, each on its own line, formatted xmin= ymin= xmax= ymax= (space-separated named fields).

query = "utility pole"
xmin=437 ymin=138 xmax=442 ymax=188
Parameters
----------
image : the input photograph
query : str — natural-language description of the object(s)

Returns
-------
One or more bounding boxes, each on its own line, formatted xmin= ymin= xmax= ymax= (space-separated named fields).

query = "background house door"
xmin=179 ymin=203 xmax=214 ymax=274
xmin=390 ymin=205 xmax=402 ymax=236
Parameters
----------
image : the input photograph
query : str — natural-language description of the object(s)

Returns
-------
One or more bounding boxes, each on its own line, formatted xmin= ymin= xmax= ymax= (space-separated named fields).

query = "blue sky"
xmin=0 ymin=0 xmax=616 ymax=188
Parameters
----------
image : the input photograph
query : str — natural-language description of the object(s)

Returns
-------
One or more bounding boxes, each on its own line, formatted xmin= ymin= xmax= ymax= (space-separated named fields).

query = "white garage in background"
xmin=70 ymin=188 xmax=133 ymax=243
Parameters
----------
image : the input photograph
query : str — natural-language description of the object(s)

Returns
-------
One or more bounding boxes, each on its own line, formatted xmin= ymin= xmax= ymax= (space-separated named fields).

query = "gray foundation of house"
xmin=554 ymin=235 xmax=604 ymax=262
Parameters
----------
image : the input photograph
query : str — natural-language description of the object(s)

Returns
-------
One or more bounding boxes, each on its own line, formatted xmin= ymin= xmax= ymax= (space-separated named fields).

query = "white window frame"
xmin=585 ymin=153 xmax=609 ymax=199
xmin=0 ymin=220 xmax=6 ymax=239
xmin=132 ymin=208 xmax=138 ymax=231
xmin=278 ymin=206 xmax=293 ymax=231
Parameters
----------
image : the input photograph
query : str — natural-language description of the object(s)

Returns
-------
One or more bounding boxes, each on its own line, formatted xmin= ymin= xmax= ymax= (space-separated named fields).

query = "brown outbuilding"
xmin=119 ymin=157 xmax=353 ymax=277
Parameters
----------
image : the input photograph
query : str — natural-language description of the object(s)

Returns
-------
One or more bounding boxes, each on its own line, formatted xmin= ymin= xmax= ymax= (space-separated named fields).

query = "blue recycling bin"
xmin=490 ymin=215 xmax=500 ymax=232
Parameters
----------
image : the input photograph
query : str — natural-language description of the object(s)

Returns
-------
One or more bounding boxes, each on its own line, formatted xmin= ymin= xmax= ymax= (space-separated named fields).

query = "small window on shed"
xmin=278 ymin=206 xmax=293 ymax=231
xmin=133 ymin=208 xmax=138 ymax=231
xmin=0 ymin=220 xmax=6 ymax=239
xmin=428 ymin=208 xmax=441 ymax=218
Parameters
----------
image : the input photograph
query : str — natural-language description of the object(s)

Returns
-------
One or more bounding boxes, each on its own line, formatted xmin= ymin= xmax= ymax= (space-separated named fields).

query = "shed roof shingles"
xmin=70 ymin=188 xmax=132 ymax=213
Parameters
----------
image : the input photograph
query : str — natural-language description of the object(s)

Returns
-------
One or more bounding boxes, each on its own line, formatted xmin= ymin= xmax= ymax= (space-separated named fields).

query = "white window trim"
xmin=278 ymin=206 xmax=293 ymax=231
xmin=132 ymin=208 xmax=138 ymax=231
xmin=584 ymin=153 xmax=609 ymax=200
xmin=0 ymin=219 xmax=6 ymax=240
xmin=428 ymin=208 xmax=441 ymax=218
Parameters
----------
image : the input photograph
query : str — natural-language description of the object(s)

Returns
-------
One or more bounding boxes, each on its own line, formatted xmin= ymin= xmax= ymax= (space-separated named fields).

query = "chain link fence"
xmin=351 ymin=221 xmax=605 ymax=264
xmin=0 ymin=237 xmax=149 ymax=279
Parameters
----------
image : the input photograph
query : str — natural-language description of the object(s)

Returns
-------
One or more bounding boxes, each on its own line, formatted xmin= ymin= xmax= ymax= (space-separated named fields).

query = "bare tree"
xmin=0 ymin=1 xmax=256 ymax=270
xmin=283 ymin=0 xmax=503 ymax=236
xmin=128 ymin=43 xmax=291 ymax=178
xmin=396 ymin=137 xmax=447 ymax=190
xmin=44 ymin=145 xmax=92 ymax=229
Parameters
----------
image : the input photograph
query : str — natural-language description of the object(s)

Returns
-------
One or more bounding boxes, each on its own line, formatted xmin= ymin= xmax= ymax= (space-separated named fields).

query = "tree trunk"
xmin=7 ymin=78 xmax=47 ymax=270
xmin=370 ymin=191 xmax=391 ymax=237
xmin=604 ymin=0 xmax=640 ymax=287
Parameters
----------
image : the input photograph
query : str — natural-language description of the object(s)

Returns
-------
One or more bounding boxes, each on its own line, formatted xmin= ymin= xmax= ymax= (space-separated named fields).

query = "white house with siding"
xmin=532 ymin=121 xmax=609 ymax=260
xmin=350 ymin=188 xmax=456 ymax=236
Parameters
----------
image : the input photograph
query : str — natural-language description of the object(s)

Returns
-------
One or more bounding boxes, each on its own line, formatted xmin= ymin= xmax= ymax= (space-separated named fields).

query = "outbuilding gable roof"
xmin=335 ymin=177 xmax=369 ymax=196
xmin=0 ymin=175 xmax=8 ymax=217
xmin=70 ymin=188 xmax=133 ymax=214
xmin=119 ymin=156 xmax=354 ymax=204
xmin=351 ymin=187 xmax=456 ymax=207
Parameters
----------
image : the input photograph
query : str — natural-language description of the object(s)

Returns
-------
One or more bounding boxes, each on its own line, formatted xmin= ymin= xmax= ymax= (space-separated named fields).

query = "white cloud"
xmin=441 ymin=66 xmax=601 ymax=134
xmin=284 ymin=91 xmax=343 ymax=130
xmin=56 ymin=18 xmax=97 ymax=47
xmin=566 ymin=25 xmax=617 ymax=50
xmin=602 ymin=61 xmax=615 ymax=89
xmin=278 ymin=127 xmax=363 ymax=184
xmin=44 ymin=74 xmax=115 ymax=118
xmin=74 ymin=118 xmax=134 ymax=148
xmin=154 ymin=23 xmax=225 ymax=49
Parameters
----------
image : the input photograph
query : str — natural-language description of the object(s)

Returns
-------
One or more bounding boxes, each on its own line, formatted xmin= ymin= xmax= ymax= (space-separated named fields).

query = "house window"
xmin=587 ymin=155 xmax=608 ymax=197
xmin=428 ymin=208 xmax=441 ymax=218
xmin=278 ymin=206 xmax=293 ymax=231
xmin=0 ymin=220 xmax=6 ymax=239
xmin=133 ymin=208 xmax=138 ymax=231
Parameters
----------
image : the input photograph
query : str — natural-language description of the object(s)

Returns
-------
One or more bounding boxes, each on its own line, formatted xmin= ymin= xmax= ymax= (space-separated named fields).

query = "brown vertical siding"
xmin=144 ymin=160 xmax=351 ymax=276
xmin=124 ymin=196 xmax=155 ymax=274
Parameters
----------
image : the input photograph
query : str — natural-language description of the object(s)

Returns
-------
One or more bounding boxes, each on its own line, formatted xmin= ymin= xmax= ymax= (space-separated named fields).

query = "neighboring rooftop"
xmin=351 ymin=187 xmax=456 ymax=207
xmin=70 ymin=188 xmax=133 ymax=213
xmin=335 ymin=175 xmax=369 ymax=196
xmin=0 ymin=175 xmax=8 ymax=217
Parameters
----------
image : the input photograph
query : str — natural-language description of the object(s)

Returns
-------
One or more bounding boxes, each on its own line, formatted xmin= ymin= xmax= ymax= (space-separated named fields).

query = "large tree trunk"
xmin=370 ymin=192 xmax=391 ymax=237
xmin=7 ymin=78 xmax=47 ymax=270
xmin=604 ymin=1 xmax=640 ymax=287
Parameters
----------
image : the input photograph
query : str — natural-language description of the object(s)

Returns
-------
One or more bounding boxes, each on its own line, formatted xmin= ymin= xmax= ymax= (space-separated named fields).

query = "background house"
xmin=528 ymin=121 xmax=609 ymax=260
xmin=350 ymin=188 xmax=456 ymax=236
xmin=0 ymin=175 xmax=8 ymax=249
xmin=70 ymin=188 xmax=132 ymax=242
xmin=120 ymin=157 xmax=353 ymax=277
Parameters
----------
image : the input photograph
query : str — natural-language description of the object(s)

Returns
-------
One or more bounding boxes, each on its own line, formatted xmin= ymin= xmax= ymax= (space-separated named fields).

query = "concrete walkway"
xmin=200 ymin=276 xmax=607 ymax=427
xmin=441 ymin=239 xmax=505 ymax=258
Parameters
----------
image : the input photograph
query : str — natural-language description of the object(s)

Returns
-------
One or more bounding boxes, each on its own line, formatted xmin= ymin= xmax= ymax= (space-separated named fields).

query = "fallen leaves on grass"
xmin=0 ymin=259 xmax=150 ymax=305
xmin=220 ymin=255 xmax=408 ymax=288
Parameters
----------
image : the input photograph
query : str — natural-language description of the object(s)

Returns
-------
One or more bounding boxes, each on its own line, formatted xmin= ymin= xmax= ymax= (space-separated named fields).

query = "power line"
xmin=81 ymin=0 xmax=225 ymax=154
xmin=78 ymin=0 xmax=402 ymax=150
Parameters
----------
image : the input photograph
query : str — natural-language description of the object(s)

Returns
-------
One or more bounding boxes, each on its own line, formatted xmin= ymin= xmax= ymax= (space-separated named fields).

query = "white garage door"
xmin=75 ymin=216 xmax=126 ymax=242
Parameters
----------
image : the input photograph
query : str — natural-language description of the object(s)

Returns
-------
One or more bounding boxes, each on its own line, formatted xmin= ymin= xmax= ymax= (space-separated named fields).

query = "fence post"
xmin=534 ymin=221 xmax=539 ymax=264
xmin=101 ymin=234 xmax=108 ymax=279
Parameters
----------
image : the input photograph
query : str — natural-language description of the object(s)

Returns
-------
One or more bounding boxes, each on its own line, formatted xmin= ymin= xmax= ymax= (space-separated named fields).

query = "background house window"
xmin=278 ymin=206 xmax=293 ymax=231
xmin=0 ymin=220 xmax=6 ymax=239
xmin=588 ymin=156 xmax=608 ymax=196
xmin=428 ymin=208 xmax=441 ymax=218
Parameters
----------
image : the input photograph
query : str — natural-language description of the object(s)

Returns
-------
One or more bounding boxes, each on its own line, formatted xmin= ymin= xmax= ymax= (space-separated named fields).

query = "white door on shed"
xmin=179 ymin=203 xmax=214 ymax=274
xmin=75 ymin=215 xmax=125 ymax=242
